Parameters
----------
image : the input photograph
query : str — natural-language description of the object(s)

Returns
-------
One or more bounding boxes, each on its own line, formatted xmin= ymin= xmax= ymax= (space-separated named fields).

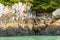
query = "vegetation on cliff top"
xmin=0 ymin=0 xmax=60 ymax=13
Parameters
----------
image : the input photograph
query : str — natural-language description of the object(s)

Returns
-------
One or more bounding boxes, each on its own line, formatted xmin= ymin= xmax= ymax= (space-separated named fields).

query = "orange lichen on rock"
xmin=0 ymin=22 xmax=22 ymax=30
xmin=33 ymin=23 xmax=46 ymax=28
xmin=0 ymin=23 xmax=6 ymax=29
xmin=6 ymin=22 xmax=19 ymax=28
xmin=50 ymin=19 xmax=60 ymax=28
xmin=5 ymin=13 xmax=13 ymax=17
xmin=20 ymin=23 xmax=33 ymax=30
xmin=2 ymin=12 xmax=14 ymax=18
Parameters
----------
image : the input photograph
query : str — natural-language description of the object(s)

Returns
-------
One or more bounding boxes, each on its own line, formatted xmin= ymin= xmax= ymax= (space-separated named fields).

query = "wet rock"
xmin=45 ymin=27 xmax=57 ymax=35
xmin=16 ymin=26 xmax=24 ymax=36
xmin=22 ymin=28 xmax=34 ymax=36
xmin=0 ymin=29 xmax=7 ymax=36
xmin=6 ymin=27 xmax=16 ymax=36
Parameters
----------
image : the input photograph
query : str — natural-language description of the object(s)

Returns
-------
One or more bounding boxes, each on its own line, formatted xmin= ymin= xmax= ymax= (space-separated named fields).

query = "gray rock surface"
xmin=52 ymin=9 xmax=60 ymax=19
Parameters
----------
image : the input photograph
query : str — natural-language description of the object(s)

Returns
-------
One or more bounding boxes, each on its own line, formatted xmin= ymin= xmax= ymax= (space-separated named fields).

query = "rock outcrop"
xmin=0 ymin=2 xmax=60 ymax=36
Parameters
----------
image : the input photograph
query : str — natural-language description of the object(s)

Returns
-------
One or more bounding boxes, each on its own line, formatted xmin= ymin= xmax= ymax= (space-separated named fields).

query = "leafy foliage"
xmin=0 ymin=0 xmax=20 ymax=5
xmin=31 ymin=0 xmax=60 ymax=12
xmin=0 ymin=0 xmax=60 ymax=12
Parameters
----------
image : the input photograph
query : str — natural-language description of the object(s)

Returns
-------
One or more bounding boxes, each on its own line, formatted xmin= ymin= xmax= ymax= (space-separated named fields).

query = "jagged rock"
xmin=0 ymin=2 xmax=33 ymax=28
xmin=0 ymin=3 xmax=5 ymax=17
xmin=0 ymin=2 xmax=31 ymax=21
xmin=12 ymin=2 xmax=32 ymax=21
xmin=0 ymin=2 xmax=59 ymax=36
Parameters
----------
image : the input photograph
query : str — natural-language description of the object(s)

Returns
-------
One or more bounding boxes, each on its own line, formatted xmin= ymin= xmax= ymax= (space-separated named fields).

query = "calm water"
xmin=0 ymin=36 xmax=59 ymax=40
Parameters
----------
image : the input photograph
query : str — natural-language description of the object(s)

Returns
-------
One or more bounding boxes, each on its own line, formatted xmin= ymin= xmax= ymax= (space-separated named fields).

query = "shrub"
xmin=0 ymin=0 xmax=60 ymax=12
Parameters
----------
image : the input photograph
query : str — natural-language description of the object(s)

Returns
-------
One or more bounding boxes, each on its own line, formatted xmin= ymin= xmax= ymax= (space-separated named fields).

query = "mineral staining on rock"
xmin=51 ymin=19 xmax=60 ymax=27
xmin=0 ymin=2 xmax=60 ymax=36
xmin=0 ymin=2 xmax=55 ymax=30
xmin=0 ymin=2 xmax=33 ymax=29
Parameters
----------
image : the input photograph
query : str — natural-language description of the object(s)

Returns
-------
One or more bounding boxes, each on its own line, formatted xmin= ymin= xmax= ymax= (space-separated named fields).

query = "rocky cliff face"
xmin=0 ymin=2 xmax=60 ymax=36
xmin=0 ymin=2 xmax=33 ymax=29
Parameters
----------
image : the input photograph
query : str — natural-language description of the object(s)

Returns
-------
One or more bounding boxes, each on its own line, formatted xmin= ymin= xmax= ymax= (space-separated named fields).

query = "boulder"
xmin=52 ymin=9 xmax=60 ymax=19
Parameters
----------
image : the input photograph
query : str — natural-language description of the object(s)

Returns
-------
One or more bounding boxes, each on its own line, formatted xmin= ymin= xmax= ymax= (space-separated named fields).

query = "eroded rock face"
xmin=0 ymin=2 xmax=33 ymax=28
xmin=0 ymin=2 xmax=32 ymax=21
xmin=0 ymin=3 xmax=5 ymax=17
xmin=0 ymin=2 xmax=60 ymax=36
xmin=12 ymin=2 xmax=32 ymax=21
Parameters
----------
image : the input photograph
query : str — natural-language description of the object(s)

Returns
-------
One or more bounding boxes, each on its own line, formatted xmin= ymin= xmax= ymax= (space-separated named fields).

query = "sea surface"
xmin=0 ymin=36 xmax=59 ymax=40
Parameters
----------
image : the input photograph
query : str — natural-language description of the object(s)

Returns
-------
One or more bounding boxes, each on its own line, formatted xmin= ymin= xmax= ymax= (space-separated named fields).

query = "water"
xmin=0 ymin=36 xmax=59 ymax=40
